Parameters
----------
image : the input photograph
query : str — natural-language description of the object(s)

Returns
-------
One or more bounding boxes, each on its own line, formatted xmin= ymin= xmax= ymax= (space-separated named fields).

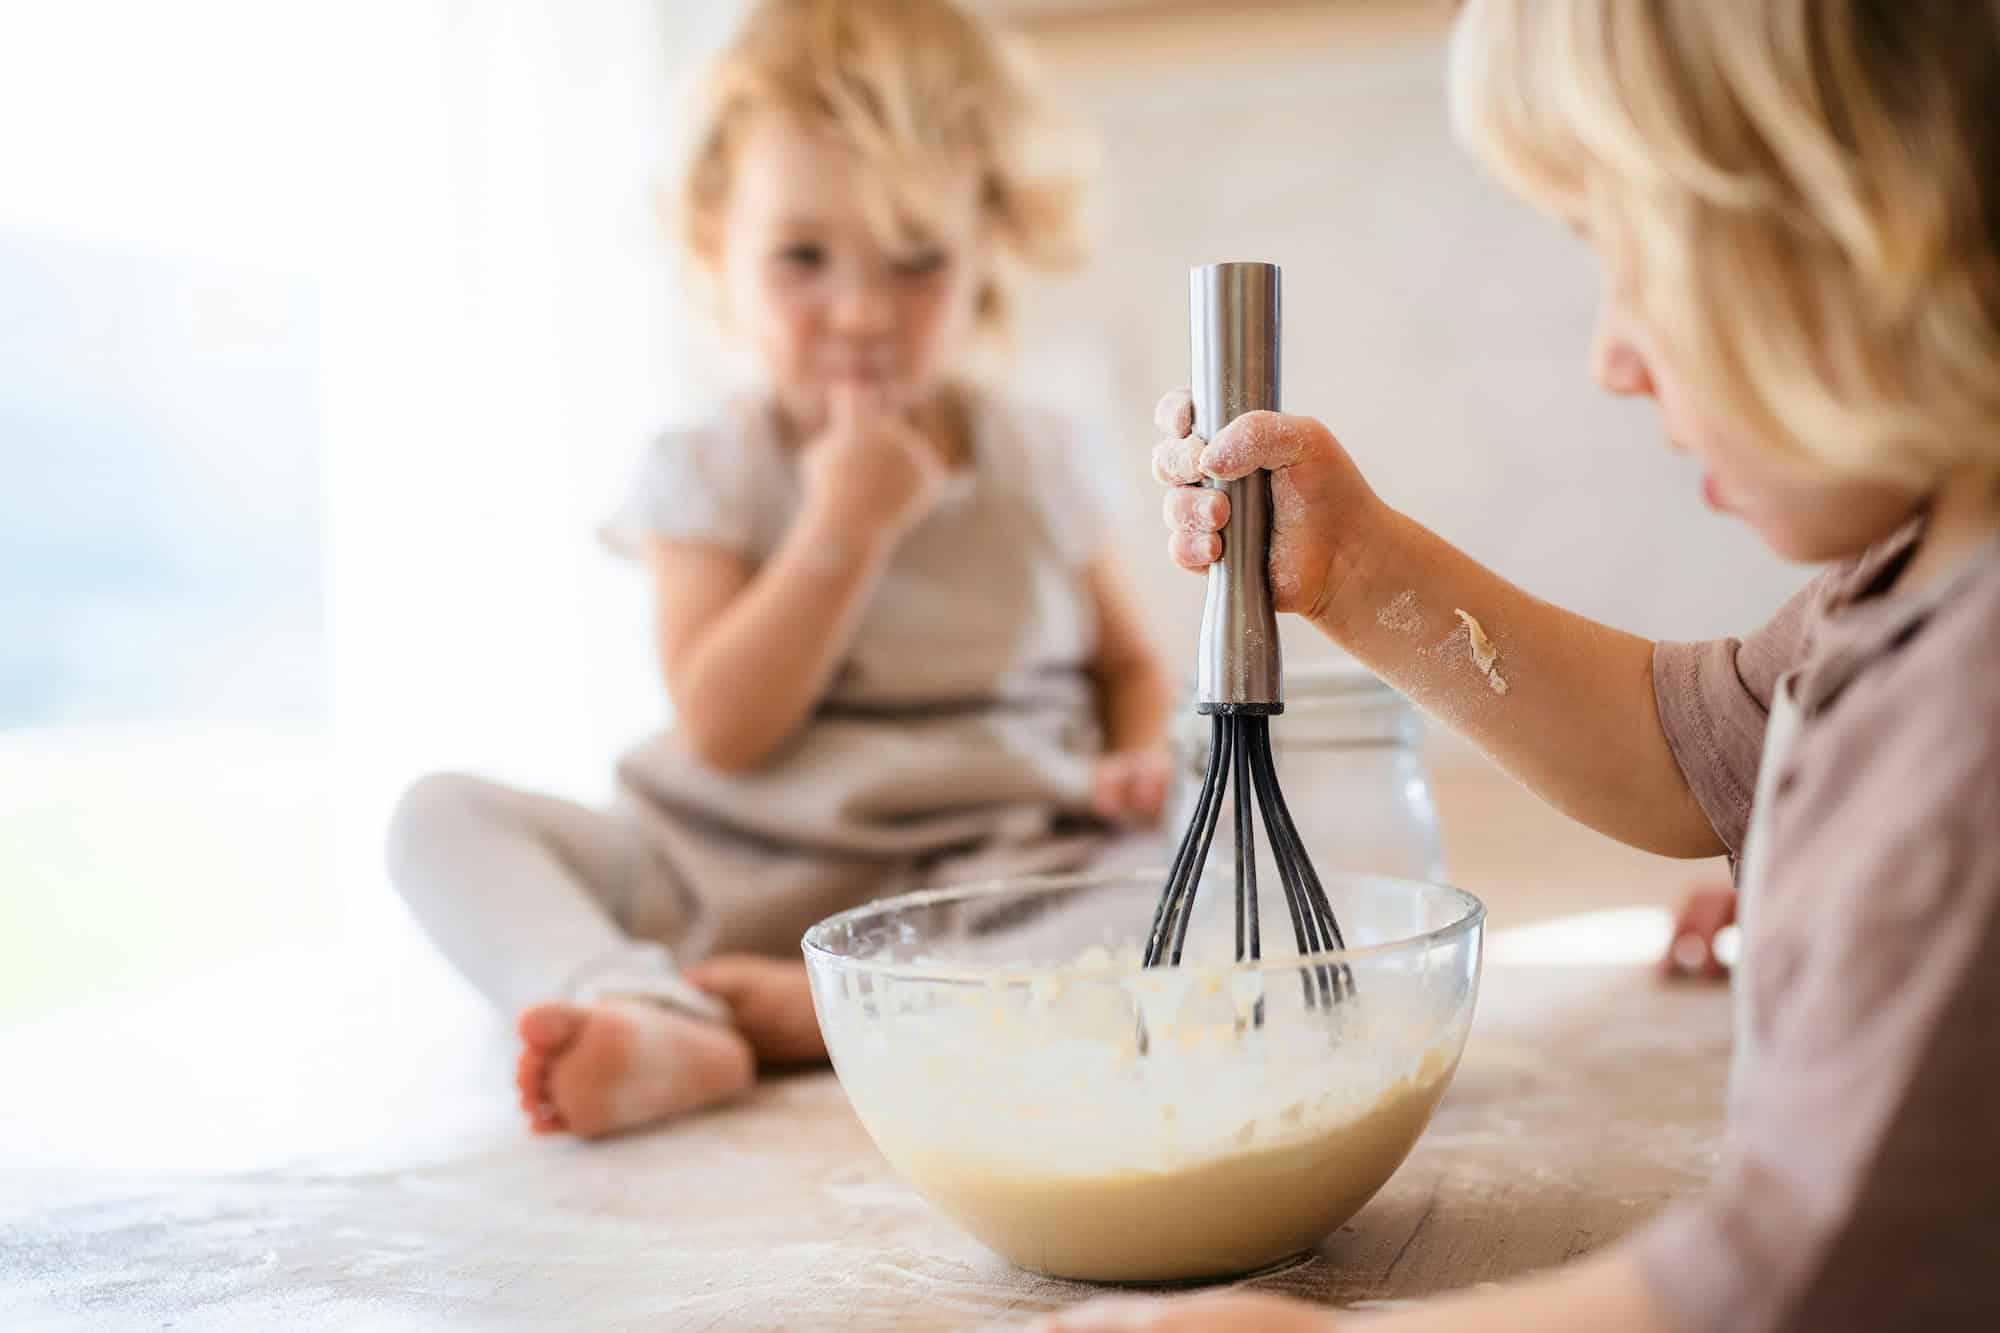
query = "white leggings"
xmin=385 ymin=773 xmax=727 ymax=1018
xmin=385 ymin=771 xmax=1136 ymax=1019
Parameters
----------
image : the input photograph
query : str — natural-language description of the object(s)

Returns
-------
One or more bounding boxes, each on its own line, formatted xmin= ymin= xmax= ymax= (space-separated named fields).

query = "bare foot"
xmin=515 ymin=999 xmax=755 ymax=1138
xmin=684 ymin=955 xmax=828 ymax=1066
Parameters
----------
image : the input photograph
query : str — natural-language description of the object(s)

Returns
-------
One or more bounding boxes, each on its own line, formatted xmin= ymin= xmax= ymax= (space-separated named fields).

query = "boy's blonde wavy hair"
xmin=1450 ymin=0 xmax=2000 ymax=484
xmin=679 ymin=0 xmax=1086 ymax=339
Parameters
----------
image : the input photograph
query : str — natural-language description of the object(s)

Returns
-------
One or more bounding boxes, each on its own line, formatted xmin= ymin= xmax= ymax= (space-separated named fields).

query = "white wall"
xmin=313 ymin=1 xmax=740 ymax=927
xmin=1002 ymin=1 xmax=1803 ymax=671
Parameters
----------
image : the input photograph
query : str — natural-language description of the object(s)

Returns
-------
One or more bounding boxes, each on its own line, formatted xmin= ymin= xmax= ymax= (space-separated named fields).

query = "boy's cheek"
xmin=1737 ymin=484 xmax=1924 ymax=564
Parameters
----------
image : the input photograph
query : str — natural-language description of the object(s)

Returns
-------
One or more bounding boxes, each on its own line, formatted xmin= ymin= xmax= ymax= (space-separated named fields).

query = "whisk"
xmin=1143 ymin=262 xmax=1354 ymax=1013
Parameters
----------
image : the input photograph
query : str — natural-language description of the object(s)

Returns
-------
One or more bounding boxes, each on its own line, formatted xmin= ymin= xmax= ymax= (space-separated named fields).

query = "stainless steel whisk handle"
xmin=1190 ymin=261 xmax=1283 ymax=714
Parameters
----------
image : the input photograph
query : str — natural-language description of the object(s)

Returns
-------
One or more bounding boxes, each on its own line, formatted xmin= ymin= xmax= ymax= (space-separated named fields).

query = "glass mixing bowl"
xmin=802 ymin=870 xmax=1484 ymax=1283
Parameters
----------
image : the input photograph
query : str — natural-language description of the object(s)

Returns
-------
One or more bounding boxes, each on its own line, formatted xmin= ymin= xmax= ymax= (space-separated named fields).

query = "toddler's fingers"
xmin=1200 ymin=410 xmax=1335 ymax=481
xmin=827 ymin=379 xmax=888 ymax=433
xmin=1132 ymin=760 xmax=1171 ymax=824
xmin=1152 ymin=434 xmax=1207 ymax=485
xmin=827 ymin=382 xmax=862 ymax=435
xmin=1168 ymin=530 xmax=1221 ymax=571
xmin=1162 ymin=486 xmax=1228 ymax=535
xmin=1151 ymin=388 xmax=1194 ymax=439
xmin=1090 ymin=761 xmax=1134 ymax=821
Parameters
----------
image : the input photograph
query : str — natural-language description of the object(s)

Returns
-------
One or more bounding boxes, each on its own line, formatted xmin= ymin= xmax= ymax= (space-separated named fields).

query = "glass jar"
xmin=1166 ymin=663 xmax=1443 ymax=893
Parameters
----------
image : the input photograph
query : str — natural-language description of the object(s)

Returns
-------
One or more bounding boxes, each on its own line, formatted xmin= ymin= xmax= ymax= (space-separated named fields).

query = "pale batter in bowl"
xmin=890 ymin=1045 xmax=1454 ymax=1281
xmin=804 ymin=871 xmax=1483 ymax=1282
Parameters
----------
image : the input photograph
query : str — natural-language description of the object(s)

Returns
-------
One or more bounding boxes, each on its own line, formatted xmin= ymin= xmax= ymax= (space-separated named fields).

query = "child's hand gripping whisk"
xmin=1145 ymin=263 xmax=1353 ymax=1015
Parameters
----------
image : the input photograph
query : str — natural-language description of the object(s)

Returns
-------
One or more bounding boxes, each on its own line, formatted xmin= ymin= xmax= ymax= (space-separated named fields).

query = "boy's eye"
xmin=776 ymin=243 xmax=825 ymax=271
xmin=893 ymin=248 xmax=948 ymax=277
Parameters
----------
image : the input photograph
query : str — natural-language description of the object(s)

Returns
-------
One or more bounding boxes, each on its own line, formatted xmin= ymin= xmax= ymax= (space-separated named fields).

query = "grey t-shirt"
xmin=1639 ymin=521 xmax=2000 ymax=1331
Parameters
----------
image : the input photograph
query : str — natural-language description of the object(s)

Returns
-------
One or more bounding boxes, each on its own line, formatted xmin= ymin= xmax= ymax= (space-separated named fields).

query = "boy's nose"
xmin=1584 ymin=292 xmax=1648 ymax=392
xmin=1592 ymin=331 xmax=1654 ymax=397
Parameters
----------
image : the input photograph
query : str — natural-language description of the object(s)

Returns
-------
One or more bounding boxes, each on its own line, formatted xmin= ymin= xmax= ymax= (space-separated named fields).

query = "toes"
xmin=518 ymin=1003 xmax=582 ymax=1134
xmin=517 ymin=1036 xmax=569 ymax=1131
xmin=517 ymin=1047 xmax=548 ymax=1107
xmin=519 ymin=1001 xmax=583 ymax=1051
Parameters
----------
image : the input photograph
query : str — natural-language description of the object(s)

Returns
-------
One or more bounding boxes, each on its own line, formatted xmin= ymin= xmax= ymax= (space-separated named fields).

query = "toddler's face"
xmin=718 ymin=115 xmax=986 ymax=430
xmin=1588 ymin=273 xmax=1922 ymax=563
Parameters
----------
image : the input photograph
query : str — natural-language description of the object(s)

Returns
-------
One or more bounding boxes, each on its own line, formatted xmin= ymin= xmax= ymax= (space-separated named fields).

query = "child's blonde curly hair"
xmin=679 ymin=0 xmax=1086 ymax=339
xmin=1450 ymin=0 xmax=2000 ymax=485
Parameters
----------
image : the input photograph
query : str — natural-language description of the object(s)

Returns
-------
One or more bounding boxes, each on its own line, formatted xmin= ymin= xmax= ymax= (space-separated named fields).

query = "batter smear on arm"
xmin=1455 ymin=608 xmax=1509 ymax=695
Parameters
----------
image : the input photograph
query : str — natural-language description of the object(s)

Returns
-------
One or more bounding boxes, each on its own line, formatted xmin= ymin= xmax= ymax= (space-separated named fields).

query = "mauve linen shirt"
xmin=1635 ymin=521 xmax=2000 ymax=1331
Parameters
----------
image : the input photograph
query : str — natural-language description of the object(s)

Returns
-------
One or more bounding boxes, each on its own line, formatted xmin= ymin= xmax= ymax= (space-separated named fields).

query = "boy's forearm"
xmin=672 ymin=506 xmax=894 ymax=771
xmin=1315 ymin=504 xmax=1723 ymax=858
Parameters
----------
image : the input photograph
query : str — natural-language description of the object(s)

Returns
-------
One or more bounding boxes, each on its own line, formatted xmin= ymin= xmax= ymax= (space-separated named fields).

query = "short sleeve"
xmin=1651 ymin=572 xmax=1829 ymax=855
xmin=598 ymin=420 xmax=761 ymax=561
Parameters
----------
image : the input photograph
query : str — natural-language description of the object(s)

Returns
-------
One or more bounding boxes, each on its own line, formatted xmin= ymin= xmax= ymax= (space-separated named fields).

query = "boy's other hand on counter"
xmin=1661 ymin=881 xmax=1736 ymax=982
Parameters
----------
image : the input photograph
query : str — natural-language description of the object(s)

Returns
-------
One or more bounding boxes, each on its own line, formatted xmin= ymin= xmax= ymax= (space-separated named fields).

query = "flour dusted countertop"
xmin=1 ymin=757 xmax=1731 ymax=1329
